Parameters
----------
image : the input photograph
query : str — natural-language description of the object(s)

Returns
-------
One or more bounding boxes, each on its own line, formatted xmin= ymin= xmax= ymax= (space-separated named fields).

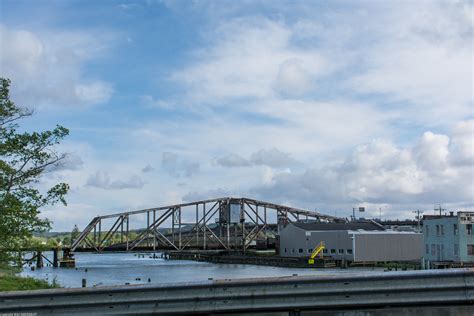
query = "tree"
xmin=0 ymin=78 xmax=69 ymax=266
xmin=70 ymin=225 xmax=80 ymax=246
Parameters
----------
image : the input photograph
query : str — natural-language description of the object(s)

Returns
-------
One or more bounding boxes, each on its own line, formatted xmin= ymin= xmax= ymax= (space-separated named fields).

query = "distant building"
xmin=423 ymin=212 xmax=474 ymax=263
xmin=279 ymin=221 xmax=423 ymax=262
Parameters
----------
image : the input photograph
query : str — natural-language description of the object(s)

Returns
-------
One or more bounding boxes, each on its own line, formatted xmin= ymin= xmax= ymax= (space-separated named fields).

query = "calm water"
xmin=20 ymin=252 xmax=383 ymax=288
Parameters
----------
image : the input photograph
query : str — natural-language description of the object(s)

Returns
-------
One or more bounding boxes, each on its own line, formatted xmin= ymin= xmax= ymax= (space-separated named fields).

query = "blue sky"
xmin=0 ymin=0 xmax=473 ymax=231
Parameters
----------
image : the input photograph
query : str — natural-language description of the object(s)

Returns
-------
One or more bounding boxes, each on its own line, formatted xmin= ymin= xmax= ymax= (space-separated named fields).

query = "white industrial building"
xmin=279 ymin=221 xmax=423 ymax=263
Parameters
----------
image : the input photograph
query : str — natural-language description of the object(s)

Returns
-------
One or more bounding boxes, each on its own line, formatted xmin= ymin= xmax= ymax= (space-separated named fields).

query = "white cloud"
xmin=162 ymin=152 xmax=200 ymax=177
xmin=141 ymin=165 xmax=155 ymax=173
xmin=249 ymin=148 xmax=296 ymax=168
xmin=75 ymin=82 xmax=114 ymax=105
xmin=0 ymin=25 xmax=114 ymax=107
xmin=182 ymin=188 xmax=235 ymax=202
xmin=275 ymin=58 xmax=313 ymax=97
xmin=348 ymin=1 xmax=473 ymax=123
xmin=216 ymin=154 xmax=250 ymax=167
xmin=216 ymin=148 xmax=296 ymax=168
xmin=171 ymin=17 xmax=329 ymax=104
xmin=253 ymin=123 xmax=474 ymax=214
xmin=413 ymin=132 xmax=450 ymax=174
xmin=86 ymin=171 xmax=144 ymax=190
xmin=140 ymin=95 xmax=174 ymax=109
xmin=162 ymin=152 xmax=179 ymax=176
xmin=450 ymin=119 xmax=474 ymax=166
xmin=56 ymin=153 xmax=84 ymax=171
xmin=25 ymin=1 xmax=473 ymax=230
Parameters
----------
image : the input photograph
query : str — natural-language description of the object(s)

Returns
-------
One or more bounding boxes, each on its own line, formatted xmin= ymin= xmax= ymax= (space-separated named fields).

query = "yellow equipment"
xmin=308 ymin=241 xmax=325 ymax=264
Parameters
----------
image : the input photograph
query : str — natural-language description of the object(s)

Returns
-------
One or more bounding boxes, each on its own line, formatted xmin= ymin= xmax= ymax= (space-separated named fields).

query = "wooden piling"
xmin=36 ymin=251 xmax=44 ymax=268
xmin=53 ymin=248 xmax=59 ymax=268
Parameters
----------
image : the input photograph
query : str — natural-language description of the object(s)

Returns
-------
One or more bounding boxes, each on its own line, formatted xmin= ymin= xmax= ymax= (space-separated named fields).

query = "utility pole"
xmin=412 ymin=209 xmax=424 ymax=232
xmin=434 ymin=205 xmax=446 ymax=216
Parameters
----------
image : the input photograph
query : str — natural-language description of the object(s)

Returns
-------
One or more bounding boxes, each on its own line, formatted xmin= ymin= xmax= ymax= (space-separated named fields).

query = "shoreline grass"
xmin=0 ymin=273 xmax=59 ymax=291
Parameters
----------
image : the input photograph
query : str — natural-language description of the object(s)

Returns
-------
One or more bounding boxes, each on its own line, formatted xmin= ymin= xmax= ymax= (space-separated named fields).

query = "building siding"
xmin=423 ymin=213 xmax=474 ymax=263
xmin=279 ymin=223 xmax=423 ymax=262
xmin=353 ymin=233 xmax=423 ymax=262
xmin=279 ymin=225 xmax=354 ymax=261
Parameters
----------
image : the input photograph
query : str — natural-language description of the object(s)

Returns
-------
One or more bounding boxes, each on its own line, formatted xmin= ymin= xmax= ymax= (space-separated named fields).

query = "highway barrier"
xmin=1 ymin=269 xmax=473 ymax=315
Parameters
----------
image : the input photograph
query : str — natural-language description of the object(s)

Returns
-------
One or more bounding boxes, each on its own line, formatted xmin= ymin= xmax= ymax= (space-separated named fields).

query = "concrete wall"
xmin=353 ymin=232 xmax=423 ymax=262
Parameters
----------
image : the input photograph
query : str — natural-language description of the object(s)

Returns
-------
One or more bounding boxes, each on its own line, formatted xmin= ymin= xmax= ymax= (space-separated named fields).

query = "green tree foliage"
xmin=0 ymin=78 xmax=69 ymax=266
xmin=70 ymin=224 xmax=80 ymax=246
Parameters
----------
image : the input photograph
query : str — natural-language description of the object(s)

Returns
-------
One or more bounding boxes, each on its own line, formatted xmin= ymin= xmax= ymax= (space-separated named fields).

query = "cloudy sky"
xmin=0 ymin=0 xmax=472 ymax=231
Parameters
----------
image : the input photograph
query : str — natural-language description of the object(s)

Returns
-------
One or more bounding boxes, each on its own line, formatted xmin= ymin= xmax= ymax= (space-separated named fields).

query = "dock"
xmin=164 ymin=250 xmax=337 ymax=268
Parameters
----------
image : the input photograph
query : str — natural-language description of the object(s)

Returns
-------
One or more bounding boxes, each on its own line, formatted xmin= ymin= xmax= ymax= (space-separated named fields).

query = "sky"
xmin=0 ymin=0 xmax=473 ymax=231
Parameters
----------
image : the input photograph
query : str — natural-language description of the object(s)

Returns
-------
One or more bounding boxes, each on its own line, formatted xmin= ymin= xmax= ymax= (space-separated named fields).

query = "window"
xmin=338 ymin=249 xmax=344 ymax=254
xmin=467 ymin=224 xmax=472 ymax=235
xmin=308 ymin=248 xmax=313 ymax=254
xmin=323 ymin=249 xmax=328 ymax=254
xmin=298 ymin=248 xmax=303 ymax=253
xmin=454 ymin=224 xmax=458 ymax=236
xmin=284 ymin=248 xmax=287 ymax=253
xmin=330 ymin=249 xmax=336 ymax=254
xmin=436 ymin=225 xmax=440 ymax=236
xmin=347 ymin=249 xmax=353 ymax=254
xmin=425 ymin=244 xmax=429 ymax=254
xmin=431 ymin=244 xmax=436 ymax=255
xmin=454 ymin=244 xmax=459 ymax=256
xmin=468 ymin=245 xmax=474 ymax=256
xmin=292 ymin=249 xmax=295 ymax=253
xmin=440 ymin=225 xmax=444 ymax=235
xmin=426 ymin=225 xmax=429 ymax=237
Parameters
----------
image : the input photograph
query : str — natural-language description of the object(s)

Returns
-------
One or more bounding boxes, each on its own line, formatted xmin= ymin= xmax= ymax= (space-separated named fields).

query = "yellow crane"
xmin=308 ymin=241 xmax=325 ymax=264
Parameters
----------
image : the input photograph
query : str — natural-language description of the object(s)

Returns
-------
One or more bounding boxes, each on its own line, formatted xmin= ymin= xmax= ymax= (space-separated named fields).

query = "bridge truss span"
xmin=71 ymin=197 xmax=345 ymax=252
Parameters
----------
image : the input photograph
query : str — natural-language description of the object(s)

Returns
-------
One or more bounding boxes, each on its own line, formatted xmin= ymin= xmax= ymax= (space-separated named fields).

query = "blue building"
xmin=423 ymin=212 xmax=474 ymax=263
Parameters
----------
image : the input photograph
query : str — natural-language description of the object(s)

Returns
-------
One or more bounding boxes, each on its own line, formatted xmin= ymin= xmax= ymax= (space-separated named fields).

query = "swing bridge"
xmin=71 ymin=197 xmax=345 ymax=252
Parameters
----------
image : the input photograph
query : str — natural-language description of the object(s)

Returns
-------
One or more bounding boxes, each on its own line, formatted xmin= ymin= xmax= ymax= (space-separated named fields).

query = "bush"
xmin=0 ymin=274 xmax=59 ymax=291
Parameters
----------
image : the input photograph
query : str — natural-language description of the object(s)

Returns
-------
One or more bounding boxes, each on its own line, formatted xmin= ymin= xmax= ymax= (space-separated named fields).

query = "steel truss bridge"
xmin=71 ymin=197 xmax=345 ymax=252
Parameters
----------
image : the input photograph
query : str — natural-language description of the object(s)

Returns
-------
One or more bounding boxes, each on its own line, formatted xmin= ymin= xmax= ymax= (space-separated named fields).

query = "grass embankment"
xmin=0 ymin=269 xmax=59 ymax=291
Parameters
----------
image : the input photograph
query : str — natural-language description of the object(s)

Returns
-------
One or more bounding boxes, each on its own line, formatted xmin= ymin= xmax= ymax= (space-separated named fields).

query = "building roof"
xmin=423 ymin=214 xmax=457 ymax=220
xmin=291 ymin=221 xmax=385 ymax=231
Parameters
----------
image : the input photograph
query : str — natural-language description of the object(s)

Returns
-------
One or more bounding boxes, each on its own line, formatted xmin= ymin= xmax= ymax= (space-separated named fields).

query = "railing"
xmin=308 ymin=241 xmax=325 ymax=264
xmin=1 ymin=269 xmax=473 ymax=315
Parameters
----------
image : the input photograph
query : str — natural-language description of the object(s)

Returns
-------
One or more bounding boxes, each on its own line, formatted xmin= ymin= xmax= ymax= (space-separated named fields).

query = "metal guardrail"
xmin=1 ymin=269 xmax=473 ymax=315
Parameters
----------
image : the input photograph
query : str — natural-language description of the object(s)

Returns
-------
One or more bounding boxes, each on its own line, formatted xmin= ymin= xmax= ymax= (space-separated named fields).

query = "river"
xmin=20 ymin=252 xmax=384 ymax=288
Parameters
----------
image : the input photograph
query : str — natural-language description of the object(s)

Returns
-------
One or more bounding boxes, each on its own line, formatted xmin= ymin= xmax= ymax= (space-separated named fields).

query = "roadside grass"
xmin=0 ymin=270 xmax=59 ymax=291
